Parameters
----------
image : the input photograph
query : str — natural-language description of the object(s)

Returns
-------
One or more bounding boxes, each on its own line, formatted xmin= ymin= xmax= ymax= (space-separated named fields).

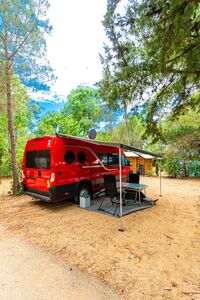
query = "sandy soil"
xmin=0 ymin=225 xmax=120 ymax=300
xmin=0 ymin=177 xmax=200 ymax=300
xmin=0 ymin=178 xmax=11 ymax=196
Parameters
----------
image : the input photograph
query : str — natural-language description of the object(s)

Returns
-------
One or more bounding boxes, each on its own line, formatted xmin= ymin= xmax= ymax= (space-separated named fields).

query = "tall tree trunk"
xmin=4 ymin=7 xmax=19 ymax=195
xmin=5 ymin=62 xmax=19 ymax=195
xmin=122 ymin=99 xmax=130 ymax=145
xmin=108 ymin=109 xmax=113 ymax=140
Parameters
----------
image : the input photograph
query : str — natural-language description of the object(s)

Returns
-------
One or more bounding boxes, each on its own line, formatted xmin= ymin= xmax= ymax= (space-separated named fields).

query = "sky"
xmin=46 ymin=0 xmax=107 ymax=98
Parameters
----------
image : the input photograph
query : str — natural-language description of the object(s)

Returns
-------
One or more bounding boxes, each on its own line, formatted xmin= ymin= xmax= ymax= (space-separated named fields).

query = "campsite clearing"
xmin=0 ymin=177 xmax=200 ymax=299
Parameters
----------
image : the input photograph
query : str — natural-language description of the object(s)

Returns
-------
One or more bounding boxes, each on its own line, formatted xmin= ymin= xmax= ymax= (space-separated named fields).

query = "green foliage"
xmin=188 ymin=161 xmax=200 ymax=177
xmin=0 ymin=0 xmax=53 ymax=88
xmin=163 ymin=109 xmax=200 ymax=159
xmin=101 ymin=0 xmax=200 ymax=140
xmin=65 ymin=86 xmax=101 ymax=120
xmin=111 ymin=115 xmax=146 ymax=147
xmin=36 ymin=112 xmax=81 ymax=136
xmin=9 ymin=179 xmax=23 ymax=196
xmin=146 ymin=169 xmax=154 ymax=177
xmin=151 ymin=109 xmax=200 ymax=177
xmin=96 ymin=131 xmax=112 ymax=142
xmin=163 ymin=155 xmax=183 ymax=178
xmin=163 ymin=155 xmax=200 ymax=178
xmin=0 ymin=156 xmax=12 ymax=178
xmin=36 ymin=86 xmax=102 ymax=137
xmin=0 ymin=0 xmax=53 ymax=193
xmin=64 ymin=86 xmax=102 ymax=135
xmin=0 ymin=76 xmax=33 ymax=178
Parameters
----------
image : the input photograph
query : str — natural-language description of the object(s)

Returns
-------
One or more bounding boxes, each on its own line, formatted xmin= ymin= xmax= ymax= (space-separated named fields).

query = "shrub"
xmin=9 ymin=180 xmax=23 ymax=195
xmin=146 ymin=169 xmax=154 ymax=176
xmin=0 ymin=156 xmax=12 ymax=178
xmin=188 ymin=161 xmax=200 ymax=177
xmin=163 ymin=156 xmax=182 ymax=178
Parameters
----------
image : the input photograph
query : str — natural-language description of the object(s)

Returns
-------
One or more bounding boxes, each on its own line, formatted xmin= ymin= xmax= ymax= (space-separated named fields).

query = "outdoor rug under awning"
xmin=84 ymin=197 xmax=154 ymax=217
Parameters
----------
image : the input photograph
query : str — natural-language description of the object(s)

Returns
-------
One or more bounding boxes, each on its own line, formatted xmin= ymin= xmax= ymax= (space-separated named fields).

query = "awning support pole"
xmin=159 ymin=158 xmax=162 ymax=197
xmin=119 ymin=147 xmax=123 ymax=230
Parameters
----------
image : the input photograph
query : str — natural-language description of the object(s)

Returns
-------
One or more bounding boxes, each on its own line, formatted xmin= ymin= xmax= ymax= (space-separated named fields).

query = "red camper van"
xmin=22 ymin=134 xmax=131 ymax=203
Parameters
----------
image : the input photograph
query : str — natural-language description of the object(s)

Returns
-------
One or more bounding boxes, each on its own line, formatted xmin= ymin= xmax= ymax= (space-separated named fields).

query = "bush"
xmin=0 ymin=149 xmax=23 ymax=179
xmin=146 ymin=169 xmax=154 ymax=176
xmin=9 ymin=180 xmax=23 ymax=195
xmin=163 ymin=156 xmax=182 ymax=178
xmin=0 ymin=156 xmax=12 ymax=178
xmin=188 ymin=161 xmax=200 ymax=177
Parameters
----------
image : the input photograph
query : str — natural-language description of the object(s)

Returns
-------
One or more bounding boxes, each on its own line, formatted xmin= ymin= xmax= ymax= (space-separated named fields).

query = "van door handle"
xmin=58 ymin=171 xmax=61 ymax=175
xmin=38 ymin=170 xmax=41 ymax=177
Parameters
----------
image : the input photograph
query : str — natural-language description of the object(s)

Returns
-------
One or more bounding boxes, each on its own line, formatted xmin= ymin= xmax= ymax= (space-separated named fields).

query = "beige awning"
xmin=124 ymin=151 xmax=139 ymax=158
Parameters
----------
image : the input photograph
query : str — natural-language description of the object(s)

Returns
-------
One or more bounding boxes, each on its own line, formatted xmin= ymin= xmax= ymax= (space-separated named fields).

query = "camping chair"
xmin=98 ymin=174 xmax=127 ymax=215
xmin=125 ymin=172 xmax=141 ymax=203
xmin=129 ymin=173 xmax=140 ymax=184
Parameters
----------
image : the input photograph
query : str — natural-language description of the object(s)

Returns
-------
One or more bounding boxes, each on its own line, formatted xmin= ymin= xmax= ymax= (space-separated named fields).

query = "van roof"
xmin=27 ymin=136 xmax=53 ymax=142
xmin=26 ymin=134 xmax=161 ymax=158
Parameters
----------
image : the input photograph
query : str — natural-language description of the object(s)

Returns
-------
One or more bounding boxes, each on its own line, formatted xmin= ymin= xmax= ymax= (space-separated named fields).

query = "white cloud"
xmin=46 ymin=0 xmax=107 ymax=96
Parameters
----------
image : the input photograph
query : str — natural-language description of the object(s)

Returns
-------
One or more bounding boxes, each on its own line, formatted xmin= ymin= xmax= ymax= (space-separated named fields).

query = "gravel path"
xmin=0 ymin=225 xmax=120 ymax=300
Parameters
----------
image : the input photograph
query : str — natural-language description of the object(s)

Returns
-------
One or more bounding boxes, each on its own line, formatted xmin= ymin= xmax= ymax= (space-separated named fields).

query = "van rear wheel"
xmin=74 ymin=184 xmax=91 ymax=204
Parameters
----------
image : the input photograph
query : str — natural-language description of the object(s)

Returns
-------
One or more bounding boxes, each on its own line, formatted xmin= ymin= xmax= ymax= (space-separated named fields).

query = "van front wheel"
xmin=74 ymin=184 xmax=91 ymax=204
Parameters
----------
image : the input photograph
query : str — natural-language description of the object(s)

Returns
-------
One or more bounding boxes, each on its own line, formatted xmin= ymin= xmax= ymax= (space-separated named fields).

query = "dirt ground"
xmin=0 ymin=177 xmax=200 ymax=300
xmin=0 ymin=225 xmax=120 ymax=300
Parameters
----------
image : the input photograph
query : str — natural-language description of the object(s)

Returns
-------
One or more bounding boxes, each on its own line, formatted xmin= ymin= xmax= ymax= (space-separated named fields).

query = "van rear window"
xmin=26 ymin=151 xmax=37 ymax=168
xmin=38 ymin=150 xmax=50 ymax=169
xmin=26 ymin=150 xmax=50 ymax=169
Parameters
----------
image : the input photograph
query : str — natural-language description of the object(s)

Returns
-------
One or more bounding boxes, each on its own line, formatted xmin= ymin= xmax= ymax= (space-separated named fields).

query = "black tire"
xmin=74 ymin=184 xmax=91 ymax=204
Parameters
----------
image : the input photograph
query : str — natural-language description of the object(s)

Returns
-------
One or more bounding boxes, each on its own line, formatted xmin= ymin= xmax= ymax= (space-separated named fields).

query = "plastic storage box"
xmin=80 ymin=194 xmax=91 ymax=208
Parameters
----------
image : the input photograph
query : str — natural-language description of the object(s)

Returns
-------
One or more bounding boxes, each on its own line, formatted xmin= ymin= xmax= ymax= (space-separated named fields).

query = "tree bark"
xmin=108 ymin=109 xmax=113 ymax=139
xmin=5 ymin=61 xmax=19 ymax=195
xmin=3 ymin=4 xmax=19 ymax=195
xmin=122 ymin=99 xmax=130 ymax=145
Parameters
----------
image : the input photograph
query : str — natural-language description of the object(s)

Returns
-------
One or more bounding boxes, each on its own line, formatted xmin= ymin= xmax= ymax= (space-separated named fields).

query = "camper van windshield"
xmin=122 ymin=154 xmax=131 ymax=166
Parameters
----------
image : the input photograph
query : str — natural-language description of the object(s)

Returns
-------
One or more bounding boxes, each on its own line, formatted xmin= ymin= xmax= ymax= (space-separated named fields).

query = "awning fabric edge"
xmin=56 ymin=133 xmax=161 ymax=158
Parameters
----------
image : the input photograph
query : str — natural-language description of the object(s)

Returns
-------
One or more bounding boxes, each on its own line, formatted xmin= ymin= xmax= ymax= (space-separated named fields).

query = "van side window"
xmin=64 ymin=150 xmax=75 ymax=164
xmin=26 ymin=151 xmax=37 ymax=168
xmin=38 ymin=150 xmax=50 ymax=169
xmin=97 ymin=153 xmax=119 ymax=166
xmin=78 ymin=151 xmax=86 ymax=163
xmin=107 ymin=153 xmax=119 ymax=165
xmin=97 ymin=153 xmax=108 ymax=165
xmin=113 ymin=154 xmax=119 ymax=164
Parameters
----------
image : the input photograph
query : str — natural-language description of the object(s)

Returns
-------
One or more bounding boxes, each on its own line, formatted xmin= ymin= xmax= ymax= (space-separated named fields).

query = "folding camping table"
xmin=117 ymin=182 xmax=148 ymax=206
